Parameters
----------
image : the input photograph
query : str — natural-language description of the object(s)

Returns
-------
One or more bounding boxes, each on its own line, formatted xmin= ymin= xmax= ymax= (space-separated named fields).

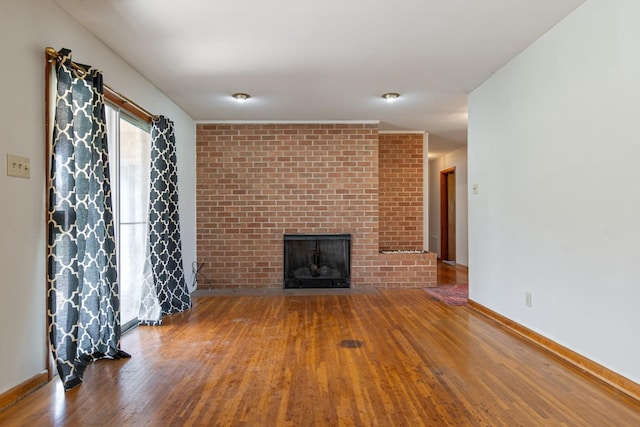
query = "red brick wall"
xmin=378 ymin=133 xmax=424 ymax=251
xmin=196 ymin=123 xmax=435 ymax=288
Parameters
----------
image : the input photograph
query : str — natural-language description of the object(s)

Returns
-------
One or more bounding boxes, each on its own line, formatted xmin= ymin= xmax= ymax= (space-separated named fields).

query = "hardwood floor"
xmin=1 ymin=270 xmax=639 ymax=425
xmin=436 ymin=261 xmax=468 ymax=286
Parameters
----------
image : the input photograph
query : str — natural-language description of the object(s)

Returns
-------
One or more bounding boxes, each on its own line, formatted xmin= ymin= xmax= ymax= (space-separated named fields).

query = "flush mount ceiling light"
xmin=232 ymin=93 xmax=251 ymax=102
xmin=382 ymin=92 xmax=400 ymax=102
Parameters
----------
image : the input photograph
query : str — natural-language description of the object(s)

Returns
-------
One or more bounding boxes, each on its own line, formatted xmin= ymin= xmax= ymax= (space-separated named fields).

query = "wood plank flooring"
xmin=1 ymin=265 xmax=639 ymax=425
xmin=435 ymin=261 xmax=468 ymax=286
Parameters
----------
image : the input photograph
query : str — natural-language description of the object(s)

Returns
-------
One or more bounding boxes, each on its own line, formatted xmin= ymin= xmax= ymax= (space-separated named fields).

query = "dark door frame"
xmin=440 ymin=167 xmax=456 ymax=261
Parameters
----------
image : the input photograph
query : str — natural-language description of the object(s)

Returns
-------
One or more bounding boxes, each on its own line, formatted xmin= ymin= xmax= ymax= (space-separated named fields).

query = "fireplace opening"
xmin=283 ymin=234 xmax=351 ymax=288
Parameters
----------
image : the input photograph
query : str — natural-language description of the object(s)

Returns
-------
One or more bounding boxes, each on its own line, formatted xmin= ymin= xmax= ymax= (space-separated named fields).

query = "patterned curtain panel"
xmin=138 ymin=116 xmax=192 ymax=325
xmin=47 ymin=49 xmax=130 ymax=390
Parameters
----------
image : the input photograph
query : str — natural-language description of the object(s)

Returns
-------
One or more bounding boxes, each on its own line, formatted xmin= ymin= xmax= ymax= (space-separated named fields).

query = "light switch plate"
xmin=7 ymin=154 xmax=30 ymax=179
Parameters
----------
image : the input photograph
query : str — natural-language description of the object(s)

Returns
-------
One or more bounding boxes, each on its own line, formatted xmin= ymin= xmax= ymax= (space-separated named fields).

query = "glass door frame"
xmin=105 ymin=102 xmax=151 ymax=333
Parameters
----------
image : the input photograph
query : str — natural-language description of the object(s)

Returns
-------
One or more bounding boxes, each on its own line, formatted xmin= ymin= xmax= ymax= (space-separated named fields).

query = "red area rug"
xmin=424 ymin=284 xmax=468 ymax=306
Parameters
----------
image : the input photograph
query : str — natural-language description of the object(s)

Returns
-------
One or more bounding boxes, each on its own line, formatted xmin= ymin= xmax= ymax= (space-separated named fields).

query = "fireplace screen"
xmin=283 ymin=234 xmax=351 ymax=288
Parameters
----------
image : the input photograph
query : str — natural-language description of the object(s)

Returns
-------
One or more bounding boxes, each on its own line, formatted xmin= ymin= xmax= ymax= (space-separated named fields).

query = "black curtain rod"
xmin=45 ymin=47 xmax=159 ymax=121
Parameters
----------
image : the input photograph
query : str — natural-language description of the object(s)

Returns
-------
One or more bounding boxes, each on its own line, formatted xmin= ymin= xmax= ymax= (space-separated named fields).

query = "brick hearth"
xmin=195 ymin=123 xmax=435 ymax=288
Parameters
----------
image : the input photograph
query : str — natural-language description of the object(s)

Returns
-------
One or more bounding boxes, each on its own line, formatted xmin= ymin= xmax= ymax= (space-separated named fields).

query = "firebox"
xmin=283 ymin=234 xmax=351 ymax=288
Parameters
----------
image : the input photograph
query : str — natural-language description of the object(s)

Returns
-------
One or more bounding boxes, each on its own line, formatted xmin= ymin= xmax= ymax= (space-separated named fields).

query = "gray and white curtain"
xmin=47 ymin=49 xmax=129 ymax=390
xmin=138 ymin=116 xmax=191 ymax=325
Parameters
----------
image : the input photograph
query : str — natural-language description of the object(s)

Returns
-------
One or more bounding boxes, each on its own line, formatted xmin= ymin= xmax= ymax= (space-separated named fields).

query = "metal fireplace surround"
xmin=283 ymin=234 xmax=351 ymax=288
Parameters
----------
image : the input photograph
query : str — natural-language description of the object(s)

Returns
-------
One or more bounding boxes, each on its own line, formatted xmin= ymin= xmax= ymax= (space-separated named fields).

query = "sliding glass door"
xmin=106 ymin=105 xmax=151 ymax=330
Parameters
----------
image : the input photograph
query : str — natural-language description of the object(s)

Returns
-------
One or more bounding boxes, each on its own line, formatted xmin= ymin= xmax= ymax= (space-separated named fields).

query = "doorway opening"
xmin=440 ymin=167 xmax=456 ymax=263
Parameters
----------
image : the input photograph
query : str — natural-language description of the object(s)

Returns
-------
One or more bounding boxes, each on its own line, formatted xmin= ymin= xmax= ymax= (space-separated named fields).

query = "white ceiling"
xmin=56 ymin=0 xmax=584 ymax=156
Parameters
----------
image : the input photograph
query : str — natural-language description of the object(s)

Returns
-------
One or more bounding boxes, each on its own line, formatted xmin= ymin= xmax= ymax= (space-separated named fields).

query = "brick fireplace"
xmin=379 ymin=133 xmax=425 ymax=251
xmin=283 ymin=233 xmax=351 ymax=289
xmin=195 ymin=123 xmax=436 ymax=289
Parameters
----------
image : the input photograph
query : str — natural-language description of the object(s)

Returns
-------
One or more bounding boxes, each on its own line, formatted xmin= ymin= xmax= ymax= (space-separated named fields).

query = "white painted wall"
xmin=468 ymin=0 xmax=640 ymax=383
xmin=0 ymin=0 xmax=196 ymax=394
xmin=428 ymin=146 xmax=468 ymax=266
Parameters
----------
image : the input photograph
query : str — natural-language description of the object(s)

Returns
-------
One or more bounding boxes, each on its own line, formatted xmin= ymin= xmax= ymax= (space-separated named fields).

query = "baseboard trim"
xmin=0 ymin=371 xmax=48 ymax=411
xmin=468 ymin=299 xmax=640 ymax=403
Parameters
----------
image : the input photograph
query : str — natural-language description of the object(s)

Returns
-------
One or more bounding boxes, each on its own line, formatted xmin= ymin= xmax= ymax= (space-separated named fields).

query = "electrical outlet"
xmin=7 ymin=154 xmax=30 ymax=179
xmin=472 ymin=183 xmax=478 ymax=195
xmin=525 ymin=292 xmax=532 ymax=308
